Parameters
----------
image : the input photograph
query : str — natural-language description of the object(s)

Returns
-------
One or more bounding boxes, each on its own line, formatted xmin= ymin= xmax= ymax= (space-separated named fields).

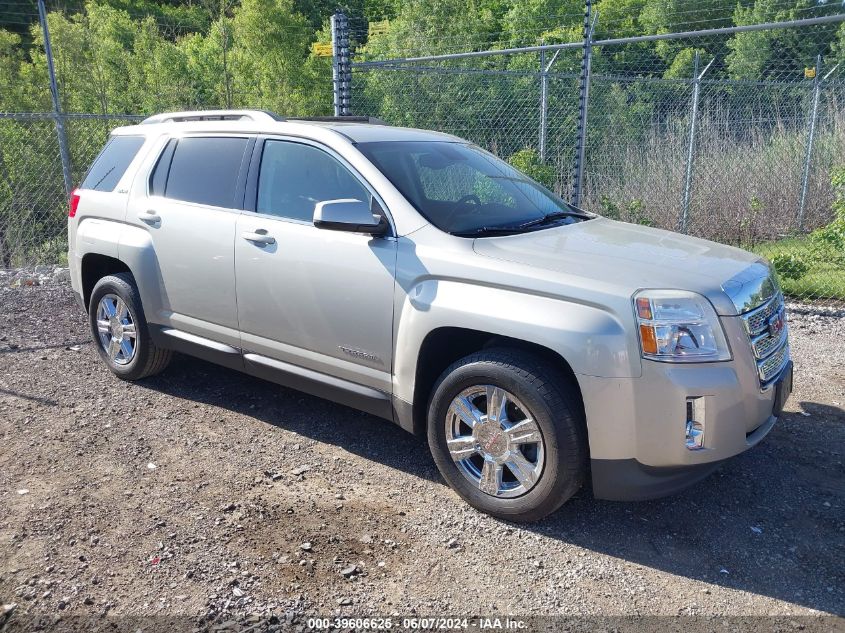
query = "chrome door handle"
xmin=139 ymin=210 xmax=161 ymax=223
xmin=241 ymin=230 xmax=275 ymax=245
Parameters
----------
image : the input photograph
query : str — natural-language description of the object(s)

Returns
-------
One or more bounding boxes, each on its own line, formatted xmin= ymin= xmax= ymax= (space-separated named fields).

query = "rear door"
xmin=125 ymin=135 xmax=252 ymax=348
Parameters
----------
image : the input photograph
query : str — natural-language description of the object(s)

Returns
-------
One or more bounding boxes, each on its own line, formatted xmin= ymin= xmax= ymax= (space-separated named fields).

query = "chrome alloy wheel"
xmin=445 ymin=385 xmax=545 ymax=498
xmin=95 ymin=294 xmax=137 ymax=365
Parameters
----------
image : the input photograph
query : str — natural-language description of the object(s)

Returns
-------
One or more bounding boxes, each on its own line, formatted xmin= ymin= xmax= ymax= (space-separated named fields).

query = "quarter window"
xmin=149 ymin=139 xmax=176 ymax=197
xmin=256 ymin=140 xmax=371 ymax=222
xmin=161 ymin=137 xmax=248 ymax=208
xmin=81 ymin=135 xmax=145 ymax=192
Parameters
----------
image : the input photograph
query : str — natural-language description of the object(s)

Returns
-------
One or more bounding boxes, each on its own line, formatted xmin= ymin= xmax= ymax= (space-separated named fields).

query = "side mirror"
xmin=313 ymin=199 xmax=388 ymax=236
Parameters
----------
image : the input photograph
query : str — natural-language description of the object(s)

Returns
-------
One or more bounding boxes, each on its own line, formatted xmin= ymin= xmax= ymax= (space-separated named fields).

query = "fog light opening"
xmin=685 ymin=397 xmax=705 ymax=451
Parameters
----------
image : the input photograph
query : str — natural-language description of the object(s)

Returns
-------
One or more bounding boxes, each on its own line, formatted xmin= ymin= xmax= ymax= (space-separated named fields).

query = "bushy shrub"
xmin=626 ymin=199 xmax=655 ymax=227
xmin=599 ymin=195 xmax=621 ymax=220
xmin=771 ymin=252 xmax=810 ymax=280
xmin=507 ymin=148 xmax=556 ymax=190
xmin=810 ymin=167 xmax=845 ymax=253
xmin=597 ymin=196 xmax=653 ymax=226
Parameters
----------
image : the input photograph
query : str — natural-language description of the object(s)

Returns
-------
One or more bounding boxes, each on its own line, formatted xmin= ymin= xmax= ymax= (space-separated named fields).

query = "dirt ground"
xmin=1 ymin=280 xmax=843 ymax=629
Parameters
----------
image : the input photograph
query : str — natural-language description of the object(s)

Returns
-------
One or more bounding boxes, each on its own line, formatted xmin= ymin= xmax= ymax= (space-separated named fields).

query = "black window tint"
xmin=149 ymin=139 xmax=176 ymax=197
xmin=164 ymin=137 xmax=248 ymax=207
xmin=257 ymin=140 xmax=370 ymax=221
xmin=81 ymin=135 xmax=145 ymax=192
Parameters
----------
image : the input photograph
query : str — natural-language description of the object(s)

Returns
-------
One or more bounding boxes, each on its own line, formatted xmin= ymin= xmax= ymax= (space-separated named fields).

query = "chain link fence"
xmin=347 ymin=14 xmax=845 ymax=304
xmin=0 ymin=113 xmax=142 ymax=269
xmin=0 ymin=0 xmax=330 ymax=276
xmin=2 ymin=1 xmax=845 ymax=304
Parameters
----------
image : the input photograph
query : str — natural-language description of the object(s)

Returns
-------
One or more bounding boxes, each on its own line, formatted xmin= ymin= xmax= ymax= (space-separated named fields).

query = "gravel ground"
xmin=0 ymin=280 xmax=843 ymax=628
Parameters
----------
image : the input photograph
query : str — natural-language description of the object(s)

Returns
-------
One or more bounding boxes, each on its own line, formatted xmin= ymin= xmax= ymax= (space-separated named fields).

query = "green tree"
xmin=727 ymin=0 xmax=842 ymax=80
xmin=229 ymin=0 xmax=315 ymax=114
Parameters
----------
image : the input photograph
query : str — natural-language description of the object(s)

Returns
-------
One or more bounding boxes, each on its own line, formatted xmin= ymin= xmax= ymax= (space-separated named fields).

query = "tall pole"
xmin=678 ymin=53 xmax=714 ymax=233
xmin=331 ymin=12 xmax=340 ymax=116
xmin=679 ymin=52 xmax=701 ymax=234
xmin=331 ymin=11 xmax=350 ymax=117
xmin=797 ymin=54 xmax=823 ymax=232
xmin=571 ymin=1 xmax=594 ymax=208
xmin=38 ymin=0 xmax=72 ymax=195
xmin=539 ymin=46 xmax=548 ymax=162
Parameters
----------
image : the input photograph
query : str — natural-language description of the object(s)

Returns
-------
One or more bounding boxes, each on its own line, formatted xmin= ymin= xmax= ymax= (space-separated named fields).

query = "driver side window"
xmin=257 ymin=140 xmax=371 ymax=222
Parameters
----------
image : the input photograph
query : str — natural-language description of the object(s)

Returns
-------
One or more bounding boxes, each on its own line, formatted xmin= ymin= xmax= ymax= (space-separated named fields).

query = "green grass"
xmin=753 ymin=237 xmax=845 ymax=301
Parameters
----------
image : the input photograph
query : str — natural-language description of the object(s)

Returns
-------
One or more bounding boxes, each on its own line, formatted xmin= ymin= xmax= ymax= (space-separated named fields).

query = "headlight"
xmin=633 ymin=290 xmax=731 ymax=362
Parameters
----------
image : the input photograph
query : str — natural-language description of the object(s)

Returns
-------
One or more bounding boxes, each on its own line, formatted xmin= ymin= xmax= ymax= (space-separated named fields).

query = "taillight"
xmin=69 ymin=188 xmax=80 ymax=218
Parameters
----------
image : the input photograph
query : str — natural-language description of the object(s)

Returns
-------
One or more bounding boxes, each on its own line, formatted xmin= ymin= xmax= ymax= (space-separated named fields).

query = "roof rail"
xmin=140 ymin=110 xmax=391 ymax=127
xmin=140 ymin=109 xmax=282 ymax=125
xmin=285 ymin=116 xmax=390 ymax=126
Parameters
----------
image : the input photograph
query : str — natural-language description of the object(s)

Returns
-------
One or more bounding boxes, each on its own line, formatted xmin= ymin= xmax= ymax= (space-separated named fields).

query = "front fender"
xmin=393 ymin=278 xmax=641 ymax=406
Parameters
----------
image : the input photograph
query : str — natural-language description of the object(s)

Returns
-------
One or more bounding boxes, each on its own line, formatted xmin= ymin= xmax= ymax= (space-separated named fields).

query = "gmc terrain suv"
xmin=68 ymin=110 xmax=793 ymax=521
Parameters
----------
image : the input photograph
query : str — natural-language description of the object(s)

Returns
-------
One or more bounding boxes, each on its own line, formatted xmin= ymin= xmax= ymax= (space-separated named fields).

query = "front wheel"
xmin=88 ymin=273 xmax=172 ymax=381
xmin=427 ymin=349 xmax=587 ymax=522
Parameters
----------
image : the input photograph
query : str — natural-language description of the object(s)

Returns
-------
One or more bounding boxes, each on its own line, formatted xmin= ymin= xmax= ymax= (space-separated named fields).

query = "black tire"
xmin=88 ymin=273 xmax=172 ymax=381
xmin=427 ymin=348 xmax=587 ymax=522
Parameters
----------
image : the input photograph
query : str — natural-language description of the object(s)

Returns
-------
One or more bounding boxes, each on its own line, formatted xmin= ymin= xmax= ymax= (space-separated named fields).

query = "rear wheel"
xmin=427 ymin=349 xmax=587 ymax=522
xmin=88 ymin=273 xmax=171 ymax=380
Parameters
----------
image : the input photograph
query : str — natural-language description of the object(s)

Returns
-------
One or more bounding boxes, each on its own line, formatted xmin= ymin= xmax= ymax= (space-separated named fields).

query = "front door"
xmin=234 ymin=138 xmax=397 ymax=395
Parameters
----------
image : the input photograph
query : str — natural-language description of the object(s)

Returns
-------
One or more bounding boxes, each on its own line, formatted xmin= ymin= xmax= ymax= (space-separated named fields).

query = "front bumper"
xmin=591 ymin=457 xmax=725 ymax=501
xmin=581 ymin=315 xmax=790 ymax=501
xmin=590 ymin=404 xmax=779 ymax=501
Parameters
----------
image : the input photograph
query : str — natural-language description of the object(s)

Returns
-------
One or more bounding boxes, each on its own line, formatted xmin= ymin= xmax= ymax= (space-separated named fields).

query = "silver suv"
xmin=68 ymin=110 xmax=792 ymax=521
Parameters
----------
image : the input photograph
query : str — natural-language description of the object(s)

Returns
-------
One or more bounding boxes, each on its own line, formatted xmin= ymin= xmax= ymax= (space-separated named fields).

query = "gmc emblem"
xmin=767 ymin=309 xmax=785 ymax=337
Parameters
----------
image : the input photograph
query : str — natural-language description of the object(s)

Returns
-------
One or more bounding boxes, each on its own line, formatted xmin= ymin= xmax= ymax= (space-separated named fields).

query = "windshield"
xmin=356 ymin=141 xmax=590 ymax=235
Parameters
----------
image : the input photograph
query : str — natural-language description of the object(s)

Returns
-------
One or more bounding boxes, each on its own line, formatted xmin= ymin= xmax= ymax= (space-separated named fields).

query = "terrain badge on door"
xmin=339 ymin=346 xmax=383 ymax=365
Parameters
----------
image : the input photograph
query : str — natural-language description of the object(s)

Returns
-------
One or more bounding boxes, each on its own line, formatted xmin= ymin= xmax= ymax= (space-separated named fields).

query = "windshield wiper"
xmin=514 ymin=209 xmax=591 ymax=230
xmin=452 ymin=225 xmax=527 ymax=237
xmin=452 ymin=209 xmax=592 ymax=238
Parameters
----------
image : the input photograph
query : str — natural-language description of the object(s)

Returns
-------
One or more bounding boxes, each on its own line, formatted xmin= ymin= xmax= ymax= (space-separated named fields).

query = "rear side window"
xmin=161 ymin=137 xmax=248 ymax=208
xmin=81 ymin=135 xmax=145 ymax=192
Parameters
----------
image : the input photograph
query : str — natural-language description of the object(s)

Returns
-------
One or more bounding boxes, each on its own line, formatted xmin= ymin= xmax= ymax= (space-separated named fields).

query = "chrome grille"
xmin=739 ymin=291 xmax=789 ymax=388
xmin=751 ymin=327 xmax=787 ymax=359
xmin=758 ymin=342 xmax=789 ymax=383
xmin=742 ymin=294 xmax=783 ymax=335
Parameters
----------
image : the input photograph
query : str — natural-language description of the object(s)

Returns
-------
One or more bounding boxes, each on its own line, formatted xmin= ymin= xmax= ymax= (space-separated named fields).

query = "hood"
xmin=472 ymin=218 xmax=762 ymax=315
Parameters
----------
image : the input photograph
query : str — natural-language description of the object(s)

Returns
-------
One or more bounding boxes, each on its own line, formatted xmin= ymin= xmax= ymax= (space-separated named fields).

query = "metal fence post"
xmin=37 ymin=0 xmax=72 ymax=196
xmin=331 ymin=12 xmax=340 ymax=116
xmin=680 ymin=53 xmax=699 ymax=233
xmin=539 ymin=47 xmax=548 ymax=162
xmin=679 ymin=53 xmax=714 ymax=234
xmin=538 ymin=46 xmax=561 ymax=163
xmin=571 ymin=1 xmax=595 ymax=208
xmin=797 ymin=55 xmax=823 ymax=232
xmin=331 ymin=11 xmax=351 ymax=117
